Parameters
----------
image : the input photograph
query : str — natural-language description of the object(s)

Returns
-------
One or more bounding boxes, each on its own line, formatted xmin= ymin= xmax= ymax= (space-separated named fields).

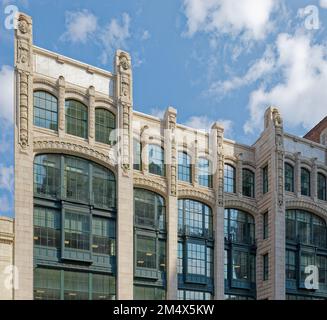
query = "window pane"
xmin=301 ymin=168 xmax=311 ymax=196
xmin=187 ymin=242 xmax=206 ymax=276
xmin=318 ymin=173 xmax=327 ymax=201
xmin=92 ymin=217 xmax=116 ymax=256
xmin=64 ymin=271 xmax=89 ymax=300
xmin=136 ymin=235 xmax=156 ymax=269
xmin=148 ymin=145 xmax=165 ymax=176
xmin=33 ymin=91 xmax=58 ymax=131
xmin=224 ymin=164 xmax=236 ymax=193
xmin=95 ymin=108 xmax=116 ymax=145
xmin=34 ymin=268 xmax=61 ymax=300
xmin=92 ymin=274 xmax=116 ymax=300
xmin=285 ymin=163 xmax=294 ymax=192
xmin=65 ymin=100 xmax=88 ymax=138
xmin=242 ymin=169 xmax=255 ymax=198
xmin=198 ymin=158 xmax=212 ymax=188
xmin=133 ymin=139 xmax=142 ymax=171
xmin=178 ymin=152 xmax=192 ymax=183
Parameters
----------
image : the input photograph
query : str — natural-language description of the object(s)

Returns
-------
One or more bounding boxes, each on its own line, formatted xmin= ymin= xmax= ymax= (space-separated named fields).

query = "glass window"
xmin=178 ymin=242 xmax=183 ymax=274
xmin=286 ymin=250 xmax=296 ymax=280
xmin=34 ymin=268 xmax=61 ymax=300
xmin=242 ymin=169 xmax=255 ymax=198
xmin=232 ymin=250 xmax=255 ymax=282
xmin=133 ymin=139 xmax=142 ymax=171
xmin=65 ymin=100 xmax=88 ymax=138
xmin=300 ymin=252 xmax=315 ymax=282
xmin=178 ymin=199 xmax=212 ymax=237
xmin=92 ymin=217 xmax=115 ymax=256
xmin=263 ymin=165 xmax=269 ymax=194
xmin=92 ymin=164 xmax=116 ymax=209
xmin=318 ymin=173 xmax=327 ymax=201
xmin=136 ymin=235 xmax=156 ymax=269
xmin=64 ymin=271 xmax=89 ymax=300
xmin=285 ymin=163 xmax=294 ymax=192
xmin=134 ymin=285 xmax=166 ymax=300
xmin=95 ymin=108 xmax=116 ymax=145
xmin=224 ymin=209 xmax=255 ymax=245
xmin=224 ymin=164 xmax=236 ymax=193
xmin=198 ymin=158 xmax=212 ymax=188
xmin=301 ymin=168 xmax=311 ymax=196
xmin=148 ymin=145 xmax=165 ymax=176
xmin=34 ymin=207 xmax=60 ymax=248
xmin=178 ymin=290 xmax=212 ymax=300
xmin=33 ymin=91 xmax=58 ymax=130
xmin=317 ymin=256 xmax=327 ymax=287
xmin=34 ymin=154 xmax=61 ymax=198
xmin=134 ymin=189 xmax=165 ymax=230
xmin=263 ymin=212 xmax=268 ymax=240
xmin=64 ymin=212 xmax=90 ymax=251
xmin=178 ymin=152 xmax=192 ymax=183
xmin=159 ymin=240 xmax=166 ymax=272
xmin=187 ymin=242 xmax=206 ymax=276
xmin=263 ymin=254 xmax=269 ymax=281
xmin=64 ymin=156 xmax=89 ymax=202
xmin=92 ymin=274 xmax=116 ymax=300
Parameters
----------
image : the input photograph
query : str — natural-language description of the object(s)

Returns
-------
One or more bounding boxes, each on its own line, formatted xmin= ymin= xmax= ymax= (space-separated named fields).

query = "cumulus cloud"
xmin=244 ymin=32 xmax=327 ymax=134
xmin=0 ymin=165 xmax=13 ymax=193
xmin=150 ymin=108 xmax=165 ymax=119
xmin=182 ymin=0 xmax=279 ymax=41
xmin=141 ymin=30 xmax=151 ymax=41
xmin=61 ymin=10 xmax=98 ymax=44
xmin=320 ymin=0 xmax=327 ymax=9
xmin=184 ymin=115 xmax=233 ymax=138
xmin=0 ymin=65 xmax=14 ymax=123
xmin=99 ymin=13 xmax=131 ymax=64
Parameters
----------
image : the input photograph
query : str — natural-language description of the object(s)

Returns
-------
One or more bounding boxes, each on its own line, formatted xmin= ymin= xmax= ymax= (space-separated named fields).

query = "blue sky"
xmin=1 ymin=0 xmax=327 ymax=217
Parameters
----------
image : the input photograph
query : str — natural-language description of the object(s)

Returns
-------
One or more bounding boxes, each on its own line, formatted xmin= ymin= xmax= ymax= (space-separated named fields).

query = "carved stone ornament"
xmin=119 ymin=55 xmax=130 ymax=71
xmin=272 ymin=108 xmax=283 ymax=127
xmin=18 ymin=19 xmax=29 ymax=34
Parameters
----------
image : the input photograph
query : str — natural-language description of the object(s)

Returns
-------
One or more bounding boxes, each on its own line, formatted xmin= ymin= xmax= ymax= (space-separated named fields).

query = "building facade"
xmin=12 ymin=12 xmax=327 ymax=300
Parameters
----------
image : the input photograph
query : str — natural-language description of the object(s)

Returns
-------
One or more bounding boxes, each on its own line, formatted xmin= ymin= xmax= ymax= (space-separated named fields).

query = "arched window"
xmin=65 ymin=100 xmax=88 ymax=138
xmin=178 ymin=199 xmax=213 ymax=300
xmin=133 ymin=188 xmax=166 ymax=300
xmin=318 ymin=173 xmax=327 ymax=201
xmin=301 ymin=168 xmax=311 ymax=196
xmin=148 ymin=145 xmax=165 ymax=176
xmin=224 ymin=209 xmax=256 ymax=299
xmin=285 ymin=163 xmax=294 ymax=192
xmin=242 ymin=169 xmax=255 ymax=198
xmin=95 ymin=108 xmax=116 ymax=145
xmin=34 ymin=91 xmax=58 ymax=130
xmin=224 ymin=164 xmax=236 ymax=193
xmin=133 ymin=139 xmax=142 ymax=171
xmin=33 ymin=154 xmax=117 ymax=300
xmin=198 ymin=158 xmax=212 ymax=188
xmin=286 ymin=210 xmax=327 ymax=299
xmin=178 ymin=152 xmax=192 ymax=183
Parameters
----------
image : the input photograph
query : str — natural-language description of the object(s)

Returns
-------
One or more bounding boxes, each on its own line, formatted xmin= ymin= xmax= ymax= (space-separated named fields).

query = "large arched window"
xmin=301 ymin=168 xmax=311 ymax=196
xmin=33 ymin=154 xmax=117 ymax=300
xmin=198 ymin=158 xmax=212 ymax=188
xmin=134 ymin=189 xmax=166 ymax=300
xmin=318 ymin=173 xmax=327 ymax=201
xmin=224 ymin=209 xmax=256 ymax=300
xmin=178 ymin=199 xmax=213 ymax=300
xmin=34 ymin=91 xmax=58 ymax=131
xmin=65 ymin=100 xmax=88 ymax=138
xmin=148 ymin=145 xmax=165 ymax=176
xmin=95 ymin=108 xmax=116 ymax=145
xmin=178 ymin=152 xmax=192 ymax=183
xmin=242 ymin=169 xmax=255 ymax=198
xmin=286 ymin=210 xmax=327 ymax=299
xmin=285 ymin=163 xmax=294 ymax=192
xmin=224 ymin=164 xmax=236 ymax=193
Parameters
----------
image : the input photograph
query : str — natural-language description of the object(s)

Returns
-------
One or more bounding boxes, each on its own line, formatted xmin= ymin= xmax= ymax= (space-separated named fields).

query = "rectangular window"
xmin=263 ymin=212 xmax=268 ymax=240
xmin=92 ymin=217 xmax=116 ymax=256
xmin=178 ymin=152 xmax=192 ymax=183
xmin=136 ymin=235 xmax=156 ymax=269
xmin=187 ymin=242 xmax=206 ymax=276
xmin=34 ymin=268 xmax=61 ymax=300
xmin=92 ymin=274 xmax=116 ymax=300
xmin=34 ymin=207 xmax=61 ymax=248
xmin=300 ymin=252 xmax=315 ymax=283
xmin=263 ymin=254 xmax=269 ymax=281
xmin=178 ymin=290 xmax=212 ymax=301
xmin=224 ymin=250 xmax=228 ymax=280
xmin=286 ymin=250 xmax=296 ymax=280
xmin=178 ymin=242 xmax=183 ymax=274
xmin=134 ymin=285 xmax=166 ymax=300
xmin=262 ymin=165 xmax=269 ymax=194
xmin=133 ymin=139 xmax=142 ymax=171
xmin=64 ymin=271 xmax=89 ymax=300
xmin=64 ymin=211 xmax=90 ymax=251
xmin=159 ymin=240 xmax=166 ymax=272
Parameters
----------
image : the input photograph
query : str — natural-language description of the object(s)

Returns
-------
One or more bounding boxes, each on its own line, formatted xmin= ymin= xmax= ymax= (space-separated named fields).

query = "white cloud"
xmin=141 ymin=30 xmax=151 ymax=41
xmin=182 ymin=0 xmax=278 ymax=41
xmin=0 ymin=195 xmax=11 ymax=213
xmin=99 ymin=13 xmax=131 ymax=64
xmin=208 ymin=46 xmax=275 ymax=95
xmin=150 ymin=108 xmax=165 ymax=119
xmin=320 ymin=0 xmax=327 ymax=9
xmin=0 ymin=165 xmax=13 ymax=193
xmin=61 ymin=10 xmax=98 ymax=44
xmin=184 ymin=115 xmax=233 ymax=137
xmin=244 ymin=32 xmax=327 ymax=134
xmin=0 ymin=65 xmax=14 ymax=123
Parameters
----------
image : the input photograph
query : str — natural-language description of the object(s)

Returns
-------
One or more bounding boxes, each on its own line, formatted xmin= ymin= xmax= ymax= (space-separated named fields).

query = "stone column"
xmin=14 ymin=13 xmax=34 ymax=300
xmin=311 ymin=158 xmax=318 ymax=200
xmin=164 ymin=107 xmax=178 ymax=300
xmin=88 ymin=86 xmax=95 ymax=145
xmin=115 ymin=50 xmax=134 ymax=299
xmin=58 ymin=76 xmax=65 ymax=137
xmin=211 ymin=123 xmax=225 ymax=300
